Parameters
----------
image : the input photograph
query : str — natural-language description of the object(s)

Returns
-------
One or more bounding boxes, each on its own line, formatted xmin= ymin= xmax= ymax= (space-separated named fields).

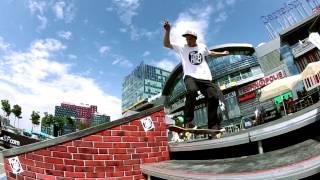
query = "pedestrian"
xmin=163 ymin=20 xmax=229 ymax=130
xmin=255 ymin=105 xmax=265 ymax=125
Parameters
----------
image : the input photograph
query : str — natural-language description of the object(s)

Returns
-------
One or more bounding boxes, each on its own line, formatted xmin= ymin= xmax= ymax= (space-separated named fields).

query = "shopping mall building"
xmin=162 ymin=13 xmax=320 ymax=128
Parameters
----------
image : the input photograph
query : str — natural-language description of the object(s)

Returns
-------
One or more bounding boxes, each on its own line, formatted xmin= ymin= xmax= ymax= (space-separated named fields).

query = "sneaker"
xmin=211 ymin=125 xmax=221 ymax=131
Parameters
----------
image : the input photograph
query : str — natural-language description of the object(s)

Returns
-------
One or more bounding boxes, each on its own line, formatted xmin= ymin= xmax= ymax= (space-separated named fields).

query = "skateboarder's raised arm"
xmin=163 ymin=20 xmax=173 ymax=49
xmin=208 ymin=50 xmax=230 ymax=57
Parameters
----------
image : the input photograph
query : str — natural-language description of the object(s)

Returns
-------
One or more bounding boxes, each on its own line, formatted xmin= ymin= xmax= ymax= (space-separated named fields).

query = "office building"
xmin=122 ymin=62 xmax=170 ymax=113
xmin=90 ymin=113 xmax=110 ymax=127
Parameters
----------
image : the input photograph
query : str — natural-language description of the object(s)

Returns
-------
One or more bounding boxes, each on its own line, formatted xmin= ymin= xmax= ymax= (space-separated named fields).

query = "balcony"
xmin=291 ymin=38 xmax=316 ymax=58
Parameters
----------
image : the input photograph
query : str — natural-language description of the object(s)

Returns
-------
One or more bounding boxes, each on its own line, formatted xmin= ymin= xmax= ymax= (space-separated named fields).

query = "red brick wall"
xmin=4 ymin=109 xmax=169 ymax=180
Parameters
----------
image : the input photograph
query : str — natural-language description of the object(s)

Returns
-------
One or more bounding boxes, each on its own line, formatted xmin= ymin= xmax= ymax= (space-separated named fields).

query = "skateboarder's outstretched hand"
xmin=163 ymin=20 xmax=171 ymax=31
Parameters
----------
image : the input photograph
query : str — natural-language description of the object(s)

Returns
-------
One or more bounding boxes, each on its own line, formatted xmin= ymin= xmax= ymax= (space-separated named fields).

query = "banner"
xmin=309 ymin=32 xmax=320 ymax=50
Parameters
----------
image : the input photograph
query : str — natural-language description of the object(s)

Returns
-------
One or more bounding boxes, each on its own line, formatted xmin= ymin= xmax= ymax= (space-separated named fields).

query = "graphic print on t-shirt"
xmin=189 ymin=51 xmax=203 ymax=65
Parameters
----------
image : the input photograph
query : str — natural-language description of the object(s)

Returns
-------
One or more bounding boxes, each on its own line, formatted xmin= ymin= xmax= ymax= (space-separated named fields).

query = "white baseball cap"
xmin=182 ymin=30 xmax=197 ymax=38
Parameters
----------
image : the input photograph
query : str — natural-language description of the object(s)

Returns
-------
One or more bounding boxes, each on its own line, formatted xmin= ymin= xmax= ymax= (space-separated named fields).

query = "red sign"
xmin=238 ymin=70 xmax=284 ymax=95
xmin=239 ymin=92 xmax=256 ymax=102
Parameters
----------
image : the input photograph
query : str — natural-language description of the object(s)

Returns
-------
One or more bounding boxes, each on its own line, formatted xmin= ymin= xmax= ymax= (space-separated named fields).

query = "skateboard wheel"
xmin=216 ymin=133 xmax=222 ymax=139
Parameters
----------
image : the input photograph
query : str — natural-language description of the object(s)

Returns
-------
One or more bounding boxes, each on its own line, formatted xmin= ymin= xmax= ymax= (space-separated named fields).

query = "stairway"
xmin=141 ymin=102 xmax=320 ymax=179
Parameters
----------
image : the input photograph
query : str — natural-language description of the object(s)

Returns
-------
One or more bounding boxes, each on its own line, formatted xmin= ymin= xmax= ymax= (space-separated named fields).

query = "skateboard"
xmin=168 ymin=125 xmax=224 ymax=140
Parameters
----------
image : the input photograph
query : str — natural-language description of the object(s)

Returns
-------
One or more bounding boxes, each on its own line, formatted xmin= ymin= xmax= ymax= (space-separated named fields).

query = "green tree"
xmin=30 ymin=111 xmax=40 ymax=132
xmin=54 ymin=116 xmax=65 ymax=135
xmin=12 ymin=104 xmax=22 ymax=128
xmin=1 ymin=99 xmax=11 ymax=124
xmin=41 ymin=112 xmax=54 ymax=127
xmin=77 ymin=121 xmax=86 ymax=130
xmin=65 ymin=116 xmax=75 ymax=126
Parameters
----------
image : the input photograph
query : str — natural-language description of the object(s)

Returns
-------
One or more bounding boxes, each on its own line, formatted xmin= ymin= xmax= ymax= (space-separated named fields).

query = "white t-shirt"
xmin=172 ymin=43 xmax=212 ymax=81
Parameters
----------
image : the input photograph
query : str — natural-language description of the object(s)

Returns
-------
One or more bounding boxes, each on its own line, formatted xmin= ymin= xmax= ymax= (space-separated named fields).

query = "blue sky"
xmin=0 ymin=0 xmax=300 ymax=129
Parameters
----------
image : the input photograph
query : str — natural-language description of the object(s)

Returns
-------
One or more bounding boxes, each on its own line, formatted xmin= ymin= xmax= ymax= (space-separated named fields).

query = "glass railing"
xmin=291 ymin=38 xmax=316 ymax=57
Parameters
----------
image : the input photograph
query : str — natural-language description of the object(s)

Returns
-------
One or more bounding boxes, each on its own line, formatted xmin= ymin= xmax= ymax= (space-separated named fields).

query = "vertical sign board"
xmin=8 ymin=156 xmax=23 ymax=174
xmin=140 ymin=116 xmax=154 ymax=132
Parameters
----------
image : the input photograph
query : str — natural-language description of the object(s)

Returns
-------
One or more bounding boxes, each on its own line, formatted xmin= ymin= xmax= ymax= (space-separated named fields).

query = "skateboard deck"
xmin=168 ymin=125 xmax=224 ymax=139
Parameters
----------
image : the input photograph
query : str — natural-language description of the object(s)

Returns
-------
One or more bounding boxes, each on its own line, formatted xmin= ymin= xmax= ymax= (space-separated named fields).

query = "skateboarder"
xmin=163 ymin=20 xmax=229 ymax=130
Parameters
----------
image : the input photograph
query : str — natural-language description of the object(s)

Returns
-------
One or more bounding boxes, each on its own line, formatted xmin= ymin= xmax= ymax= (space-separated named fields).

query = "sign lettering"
xmin=238 ymin=70 xmax=285 ymax=95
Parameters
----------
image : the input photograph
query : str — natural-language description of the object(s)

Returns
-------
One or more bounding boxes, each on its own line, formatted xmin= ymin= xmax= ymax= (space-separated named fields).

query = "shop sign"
xmin=238 ymin=70 xmax=284 ymax=95
xmin=0 ymin=135 xmax=20 ymax=146
xmin=239 ymin=92 xmax=256 ymax=102
xmin=0 ymin=130 xmax=38 ymax=148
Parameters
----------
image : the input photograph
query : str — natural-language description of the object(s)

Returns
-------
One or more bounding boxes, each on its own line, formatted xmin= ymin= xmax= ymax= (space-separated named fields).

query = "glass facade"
xmin=280 ymin=45 xmax=299 ymax=75
xmin=54 ymin=106 xmax=77 ymax=119
xmin=258 ymin=50 xmax=282 ymax=72
xmin=208 ymin=53 xmax=259 ymax=79
xmin=122 ymin=62 xmax=170 ymax=112
xmin=90 ymin=113 xmax=110 ymax=127
xmin=209 ymin=53 xmax=262 ymax=120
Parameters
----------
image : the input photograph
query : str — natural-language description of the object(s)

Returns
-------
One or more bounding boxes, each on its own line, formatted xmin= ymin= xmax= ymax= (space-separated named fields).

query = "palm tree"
xmin=1 ymin=99 xmax=11 ymax=125
xmin=30 ymin=111 xmax=40 ymax=132
xmin=12 ymin=104 xmax=22 ymax=128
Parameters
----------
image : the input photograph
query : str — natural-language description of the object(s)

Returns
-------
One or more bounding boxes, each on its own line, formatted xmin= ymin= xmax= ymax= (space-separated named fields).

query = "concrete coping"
xmin=169 ymin=102 xmax=320 ymax=152
xmin=2 ymin=105 xmax=164 ymax=157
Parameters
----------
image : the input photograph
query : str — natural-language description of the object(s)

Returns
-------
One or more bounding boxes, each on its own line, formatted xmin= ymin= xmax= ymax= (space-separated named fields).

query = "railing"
xmin=291 ymin=38 xmax=316 ymax=58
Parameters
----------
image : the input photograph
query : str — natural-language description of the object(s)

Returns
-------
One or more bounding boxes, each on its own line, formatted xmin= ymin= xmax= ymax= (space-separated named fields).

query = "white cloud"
xmin=28 ymin=0 xmax=48 ymax=31
xmin=57 ymin=31 xmax=72 ymax=40
xmin=53 ymin=1 xmax=64 ymax=19
xmin=99 ymin=46 xmax=111 ymax=55
xmin=112 ymin=0 xmax=159 ymax=40
xmin=0 ymin=37 xmax=10 ymax=51
xmin=119 ymin=28 xmax=127 ymax=33
xmin=52 ymin=1 xmax=75 ymax=23
xmin=226 ymin=0 xmax=236 ymax=6
xmin=37 ymin=15 xmax=48 ymax=31
xmin=99 ymin=29 xmax=105 ymax=34
xmin=68 ymin=54 xmax=77 ymax=59
xmin=28 ymin=0 xmax=46 ymax=15
xmin=153 ymin=59 xmax=177 ymax=72
xmin=0 ymin=38 xmax=121 ymax=130
xmin=142 ymin=51 xmax=150 ymax=57
xmin=169 ymin=1 xmax=237 ymax=45
xmin=129 ymin=25 xmax=159 ymax=40
xmin=214 ymin=12 xmax=228 ymax=23
xmin=28 ymin=0 xmax=75 ymax=30
xmin=106 ymin=7 xmax=113 ymax=12
xmin=216 ymin=1 xmax=225 ymax=11
xmin=170 ymin=6 xmax=213 ymax=45
xmin=111 ymin=54 xmax=133 ymax=68
xmin=112 ymin=0 xmax=140 ymax=26
xmin=31 ymin=39 xmax=66 ymax=53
